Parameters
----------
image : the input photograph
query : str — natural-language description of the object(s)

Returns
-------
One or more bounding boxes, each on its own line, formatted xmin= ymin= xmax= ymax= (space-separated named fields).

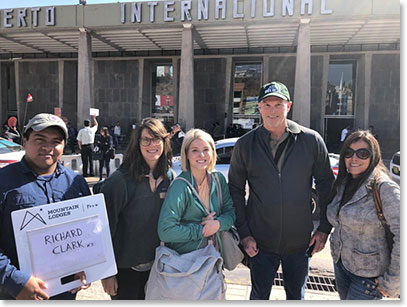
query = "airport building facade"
xmin=0 ymin=0 xmax=400 ymax=156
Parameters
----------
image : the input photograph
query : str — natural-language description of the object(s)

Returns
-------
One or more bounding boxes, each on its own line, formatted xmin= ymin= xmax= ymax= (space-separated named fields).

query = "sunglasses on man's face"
xmin=344 ymin=148 xmax=372 ymax=160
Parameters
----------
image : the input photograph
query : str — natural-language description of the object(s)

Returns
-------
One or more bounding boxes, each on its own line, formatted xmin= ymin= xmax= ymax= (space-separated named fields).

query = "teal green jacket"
xmin=157 ymin=170 xmax=235 ymax=255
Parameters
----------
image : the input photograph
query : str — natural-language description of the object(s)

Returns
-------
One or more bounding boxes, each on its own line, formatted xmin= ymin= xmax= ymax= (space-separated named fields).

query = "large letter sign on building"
xmin=11 ymin=194 xmax=117 ymax=297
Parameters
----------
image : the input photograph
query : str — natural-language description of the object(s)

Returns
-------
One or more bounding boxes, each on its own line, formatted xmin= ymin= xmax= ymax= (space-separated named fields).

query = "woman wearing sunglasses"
xmin=326 ymin=130 xmax=399 ymax=300
xmin=99 ymin=118 xmax=173 ymax=299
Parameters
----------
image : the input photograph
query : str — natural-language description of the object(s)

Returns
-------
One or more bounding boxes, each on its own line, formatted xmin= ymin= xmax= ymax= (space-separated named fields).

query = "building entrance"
xmin=324 ymin=117 xmax=354 ymax=154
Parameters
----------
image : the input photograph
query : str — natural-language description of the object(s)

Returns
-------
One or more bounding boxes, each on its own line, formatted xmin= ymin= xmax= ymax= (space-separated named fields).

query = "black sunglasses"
xmin=344 ymin=148 xmax=372 ymax=160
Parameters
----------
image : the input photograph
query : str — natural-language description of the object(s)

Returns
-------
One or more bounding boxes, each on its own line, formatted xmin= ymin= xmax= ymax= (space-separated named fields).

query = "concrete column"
xmin=58 ymin=60 xmax=64 ymax=110
xmin=178 ymin=24 xmax=194 ymax=131
xmin=320 ymin=54 xmax=330 ymax=136
xmin=293 ymin=19 xmax=311 ymax=127
xmin=262 ymin=56 xmax=270 ymax=84
xmin=224 ymin=57 xmax=233 ymax=130
xmin=364 ymin=53 xmax=372 ymax=129
xmin=137 ymin=58 xmax=144 ymax=123
xmin=77 ymin=29 xmax=93 ymax=126
xmin=172 ymin=57 xmax=179 ymax=123
xmin=14 ymin=62 xmax=22 ymax=126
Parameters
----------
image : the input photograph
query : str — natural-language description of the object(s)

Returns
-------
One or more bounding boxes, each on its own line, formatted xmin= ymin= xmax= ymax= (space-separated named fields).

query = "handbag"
xmin=92 ymin=145 xmax=103 ymax=160
xmin=212 ymin=172 xmax=244 ymax=271
xmin=372 ymin=179 xmax=394 ymax=253
xmin=145 ymin=240 xmax=225 ymax=300
xmin=108 ymin=147 xmax=115 ymax=159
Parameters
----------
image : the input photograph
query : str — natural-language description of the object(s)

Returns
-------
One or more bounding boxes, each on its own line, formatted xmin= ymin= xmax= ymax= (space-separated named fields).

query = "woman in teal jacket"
xmin=158 ymin=129 xmax=235 ymax=258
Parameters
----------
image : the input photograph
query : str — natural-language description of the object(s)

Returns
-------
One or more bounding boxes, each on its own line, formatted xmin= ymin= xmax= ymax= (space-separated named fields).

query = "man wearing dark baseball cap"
xmin=229 ymin=81 xmax=334 ymax=300
xmin=0 ymin=113 xmax=91 ymax=300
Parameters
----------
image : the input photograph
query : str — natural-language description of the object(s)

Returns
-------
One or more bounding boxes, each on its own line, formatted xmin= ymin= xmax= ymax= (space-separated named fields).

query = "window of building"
xmin=324 ymin=60 xmax=356 ymax=153
xmin=232 ymin=63 xmax=262 ymax=131
xmin=152 ymin=64 xmax=174 ymax=128
xmin=325 ymin=62 xmax=356 ymax=116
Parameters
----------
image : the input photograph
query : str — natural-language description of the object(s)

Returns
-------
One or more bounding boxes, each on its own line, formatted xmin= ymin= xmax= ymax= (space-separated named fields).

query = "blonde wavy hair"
xmin=180 ymin=129 xmax=217 ymax=172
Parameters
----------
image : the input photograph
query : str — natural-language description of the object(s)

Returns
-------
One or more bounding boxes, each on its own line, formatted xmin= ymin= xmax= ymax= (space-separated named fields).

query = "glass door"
xmin=324 ymin=60 xmax=356 ymax=153
xmin=151 ymin=64 xmax=174 ymax=130
xmin=229 ymin=63 xmax=262 ymax=137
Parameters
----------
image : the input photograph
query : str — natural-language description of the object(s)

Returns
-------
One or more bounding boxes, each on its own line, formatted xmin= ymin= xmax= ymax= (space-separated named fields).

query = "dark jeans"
xmin=67 ymin=138 xmax=77 ymax=154
xmin=99 ymin=154 xmax=110 ymax=180
xmin=334 ymin=259 xmax=383 ymax=300
xmin=110 ymin=268 xmax=150 ymax=300
xmin=113 ymin=134 xmax=119 ymax=149
xmin=80 ymin=144 xmax=94 ymax=176
xmin=249 ymin=249 xmax=309 ymax=300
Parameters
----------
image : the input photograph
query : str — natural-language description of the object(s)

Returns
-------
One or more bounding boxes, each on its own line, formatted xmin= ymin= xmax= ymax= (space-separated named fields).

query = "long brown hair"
xmin=122 ymin=118 xmax=172 ymax=181
xmin=327 ymin=130 xmax=390 ymax=203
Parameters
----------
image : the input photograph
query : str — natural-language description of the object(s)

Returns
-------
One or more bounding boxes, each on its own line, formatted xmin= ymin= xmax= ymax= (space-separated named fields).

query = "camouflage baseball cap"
xmin=24 ymin=113 xmax=68 ymax=139
xmin=258 ymin=81 xmax=290 ymax=102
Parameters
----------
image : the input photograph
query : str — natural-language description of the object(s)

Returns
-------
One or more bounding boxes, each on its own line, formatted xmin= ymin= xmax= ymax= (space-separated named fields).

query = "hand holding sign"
xmin=16 ymin=276 xmax=49 ymax=300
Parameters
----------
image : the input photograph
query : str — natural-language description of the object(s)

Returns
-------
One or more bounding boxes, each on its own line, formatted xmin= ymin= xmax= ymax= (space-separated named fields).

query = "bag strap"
xmin=372 ymin=179 xmax=388 ymax=228
xmin=212 ymin=172 xmax=223 ymax=210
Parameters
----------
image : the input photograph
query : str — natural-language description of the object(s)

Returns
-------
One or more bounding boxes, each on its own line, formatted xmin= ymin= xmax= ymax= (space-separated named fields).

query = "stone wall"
xmin=194 ymin=58 xmax=226 ymax=133
xmin=18 ymin=61 xmax=59 ymax=125
xmin=63 ymin=61 xmax=78 ymax=127
xmin=268 ymin=56 xmax=296 ymax=120
xmin=93 ymin=60 xmax=139 ymax=135
xmin=369 ymin=53 xmax=400 ymax=158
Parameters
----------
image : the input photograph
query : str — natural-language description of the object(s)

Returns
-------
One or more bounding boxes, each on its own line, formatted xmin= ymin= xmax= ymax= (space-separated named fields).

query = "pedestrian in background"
xmin=67 ymin=122 xmax=78 ymax=154
xmin=326 ymin=130 xmax=399 ymax=300
xmin=113 ymin=121 xmax=121 ymax=149
xmin=100 ymin=118 xmax=173 ymax=300
xmin=169 ymin=123 xmax=184 ymax=156
xmin=157 ymin=129 xmax=235 ymax=299
xmin=1 ymin=116 xmax=22 ymax=144
xmin=0 ymin=113 xmax=90 ymax=300
xmin=96 ymin=127 xmax=113 ymax=181
xmin=77 ymin=115 xmax=98 ymax=177
xmin=228 ymin=81 xmax=334 ymax=300
xmin=340 ymin=125 xmax=351 ymax=151
xmin=368 ymin=125 xmax=378 ymax=140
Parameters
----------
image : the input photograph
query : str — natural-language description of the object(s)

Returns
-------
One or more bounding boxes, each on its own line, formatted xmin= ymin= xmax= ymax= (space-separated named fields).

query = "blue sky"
xmin=0 ymin=0 xmax=153 ymax=9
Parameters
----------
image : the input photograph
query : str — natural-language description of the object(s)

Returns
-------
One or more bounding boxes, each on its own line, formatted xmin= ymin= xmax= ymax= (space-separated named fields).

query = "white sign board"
xmin=90 ymin=108 xmax=99 ymax=116
xmin=11 ymin=194 xmax=117 ymax=297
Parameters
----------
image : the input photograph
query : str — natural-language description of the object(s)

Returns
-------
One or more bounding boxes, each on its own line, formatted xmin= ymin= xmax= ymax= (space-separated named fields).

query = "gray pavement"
xmin=76 ymin=266 xmax=341 ymax=301
xmin=81 ymin=176 xmax=340 ymax=300
xmin=83 ymin=176 xmax=397 ymax=301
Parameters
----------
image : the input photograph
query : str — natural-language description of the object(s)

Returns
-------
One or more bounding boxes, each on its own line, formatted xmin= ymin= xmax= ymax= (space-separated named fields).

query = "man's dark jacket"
xmin=228 ymin=120 xmax=334 ymax=255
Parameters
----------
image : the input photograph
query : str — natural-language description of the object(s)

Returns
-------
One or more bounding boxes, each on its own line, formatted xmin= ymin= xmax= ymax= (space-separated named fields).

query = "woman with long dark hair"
xmin=326 ymin=130 xmax=399 ymax=300
xmin=100 ymin=118 xmax=173 ymax=300
xmin=96 ymin=127 xmax=113 ymax=181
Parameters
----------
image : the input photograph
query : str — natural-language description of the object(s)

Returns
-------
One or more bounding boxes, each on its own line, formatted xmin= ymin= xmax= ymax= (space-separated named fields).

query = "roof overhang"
xmin=0 ymin=1 xmax=400 ymax=55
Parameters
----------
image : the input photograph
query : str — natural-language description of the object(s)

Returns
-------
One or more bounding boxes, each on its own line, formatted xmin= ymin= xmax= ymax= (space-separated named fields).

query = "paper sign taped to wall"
xmin=90 ymin=108 xmax=99 ymax=116
xmin=11 ymin=194 xmax=117 ymax=297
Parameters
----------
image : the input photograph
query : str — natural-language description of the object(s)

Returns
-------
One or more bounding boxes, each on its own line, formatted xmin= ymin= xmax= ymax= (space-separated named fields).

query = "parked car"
xmin=0 ymin=137 xmax=25 ymax=168
xmin=389 ymin=151 xmax=400 ymax=183
xmin=172 ymin=137 xmax=339 ymax=219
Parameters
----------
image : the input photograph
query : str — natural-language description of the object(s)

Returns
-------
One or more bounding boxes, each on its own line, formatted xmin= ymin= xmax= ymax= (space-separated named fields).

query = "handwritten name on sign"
xmin=27 ymin=216 xmax=106 ymax=280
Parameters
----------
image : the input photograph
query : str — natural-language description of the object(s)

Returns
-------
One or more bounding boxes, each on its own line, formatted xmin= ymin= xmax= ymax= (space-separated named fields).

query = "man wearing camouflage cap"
xmin=0 ymin=113 xmax=91 ymax=300
xmin=229 ymin=82 xmax=334 ymax=300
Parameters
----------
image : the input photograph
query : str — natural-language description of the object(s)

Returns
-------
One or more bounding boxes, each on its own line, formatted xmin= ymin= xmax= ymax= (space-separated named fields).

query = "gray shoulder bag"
xmin=211 ymin=172 xmax=244 ymax=271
